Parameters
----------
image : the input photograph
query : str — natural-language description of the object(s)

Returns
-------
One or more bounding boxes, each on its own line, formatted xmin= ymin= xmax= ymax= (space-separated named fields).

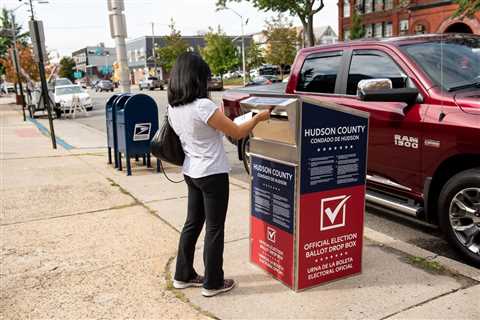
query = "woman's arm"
xmin=207 ymin=109 xmax=271 ymax=140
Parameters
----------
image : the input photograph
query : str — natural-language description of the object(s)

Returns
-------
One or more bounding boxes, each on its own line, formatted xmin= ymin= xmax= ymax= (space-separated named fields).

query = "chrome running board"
xmin=366 ymin=190 xmax=421 ymax=217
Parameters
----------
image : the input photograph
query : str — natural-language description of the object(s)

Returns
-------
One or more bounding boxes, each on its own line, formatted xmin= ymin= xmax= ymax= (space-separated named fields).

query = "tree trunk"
xmin=306 ymin=15 xmax=315 ymax=47
xmin=300 ymin=20 xmax=308 ymax=48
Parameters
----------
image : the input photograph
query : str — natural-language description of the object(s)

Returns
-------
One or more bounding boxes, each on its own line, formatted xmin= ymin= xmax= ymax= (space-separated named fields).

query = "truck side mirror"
xmin=359 ymin=87 xmax=420 ymax=105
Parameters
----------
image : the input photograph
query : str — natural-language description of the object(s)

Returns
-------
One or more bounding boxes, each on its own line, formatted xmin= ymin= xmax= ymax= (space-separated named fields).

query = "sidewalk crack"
xmin=380 ymin=284 xmax=478 ymax=319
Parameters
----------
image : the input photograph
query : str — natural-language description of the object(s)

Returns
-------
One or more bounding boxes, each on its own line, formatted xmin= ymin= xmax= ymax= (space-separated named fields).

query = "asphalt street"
xmin=71 ymin=88 xmax=470 ymax=267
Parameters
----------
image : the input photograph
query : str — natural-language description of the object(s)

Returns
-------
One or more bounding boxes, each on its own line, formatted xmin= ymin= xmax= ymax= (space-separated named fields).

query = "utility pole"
xmin=151 ymin=22 xmax=157 ymax=77
xmin=10 ymin=13 xmax=27 ymax=121
xmin=222 ymin=7 xmax=247 ymax=86
xmin=108 ymin=0 xmax=130 ymax=93
xmin=28 ymin=0 xmax=57 ymax=149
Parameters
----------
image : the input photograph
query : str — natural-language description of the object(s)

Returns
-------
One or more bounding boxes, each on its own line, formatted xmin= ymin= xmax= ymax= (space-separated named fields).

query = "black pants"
xmin=174 ymin=173 xmax=229 ymax=289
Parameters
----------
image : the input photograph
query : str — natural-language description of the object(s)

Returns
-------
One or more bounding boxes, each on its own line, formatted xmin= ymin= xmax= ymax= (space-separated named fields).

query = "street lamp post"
xmin=8 ymin=3 xmax=27 ymax=121
xmin=222 ymin=6 xmax=247 ymax=86
xmin=27 ymin=0 xmax=57 ymax=149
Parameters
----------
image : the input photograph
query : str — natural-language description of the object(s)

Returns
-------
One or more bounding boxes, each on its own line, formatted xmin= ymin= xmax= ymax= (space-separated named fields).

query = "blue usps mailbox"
xmin=115 ymin=94 xmax=159 ymax=176
xmin=105 ymin=93 xmax=129 ymax=168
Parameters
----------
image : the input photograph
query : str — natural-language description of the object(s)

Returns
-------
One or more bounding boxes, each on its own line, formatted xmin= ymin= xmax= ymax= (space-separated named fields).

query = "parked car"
xmin=222 ymin=34 xmax=480 ymax=266
xmin=139 ymin=76 xmax=165 ymax=90
xmin=208 ymin=77 xmax=224 ymax=91
xmin=246 ymin=75 xmax=280 ymax=87
xmin=51 ymin=77 xmax=73 ymax=87
xmin=95 ymin=80 xmax=114 ymax=92
xmin=54 ymin=85 xmax=94 ymax=112
xmin=5 ymin=82 xmax=15 ymax=93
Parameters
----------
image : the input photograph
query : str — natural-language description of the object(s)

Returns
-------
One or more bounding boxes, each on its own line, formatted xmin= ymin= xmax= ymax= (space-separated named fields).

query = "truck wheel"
xmin=149 ymin=87 xmax=154 ymax=91
xmin=139 ymin=86 xmax=143 ymax=91
xmin=241 ymin=137 xmax=251 ymax=175
xmin=438 ymin=168 xmax=480 ymax=267
xmin=160 ymin=86 xmax=164 ymax=91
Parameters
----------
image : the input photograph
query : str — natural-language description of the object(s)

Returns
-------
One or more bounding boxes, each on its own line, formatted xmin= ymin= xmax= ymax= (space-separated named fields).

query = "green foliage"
xmin=156 ymin=19 xmax=189 ymax=73
xmin=350 ymin=9 xmax=365 ymax=40
xmin=0 ymin=8 xmax=30 ymax=75
xmin=264 ymin=14 xmax=297 ymax=77
xmin=216 ymin=0 xmax=325 ymax=47
xmin=201 ymin=26 xmax=239 ymax=78
xmin=453 ymin=0 xmax=480 ymax=18
xmin=58 ymin=56 xmax=76 ymax=81
xmin=246 ymin=41 xmax=264 ymax=72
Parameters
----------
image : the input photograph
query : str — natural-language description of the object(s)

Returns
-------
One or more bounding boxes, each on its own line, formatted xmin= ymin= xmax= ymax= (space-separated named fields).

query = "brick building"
xmin=339 ymin=0 xmax=480 ymax=40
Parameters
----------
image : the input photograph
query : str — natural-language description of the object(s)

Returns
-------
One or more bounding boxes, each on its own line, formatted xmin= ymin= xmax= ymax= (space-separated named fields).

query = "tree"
xmin=217 ymin=0 xmax=325 ymax=47
xmin=0 ymin=9 xmax=30 ymax=75
xmin=264 ymin=14 xmax=297 ymax=79
xmin=58 ymin=56 xmax=76 ymax=81
xmin=0 ymin=44 xmax=39 ymax=82
xmin=349 ymin=9 xmax=365 ymax=40
xmin=201 ymin=26 xmax=239 ymax=79
xmin=156 ymin=19 xmax=189 ymax=74
xmin=453 ymin=0 xmax=480 ymax=18
xmin=246 ymin=41 xmax=265 ymax=73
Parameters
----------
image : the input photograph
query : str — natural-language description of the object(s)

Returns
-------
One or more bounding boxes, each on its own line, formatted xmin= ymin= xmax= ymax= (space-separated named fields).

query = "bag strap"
xmin=159 ymin=159 xmax=184 ymax=184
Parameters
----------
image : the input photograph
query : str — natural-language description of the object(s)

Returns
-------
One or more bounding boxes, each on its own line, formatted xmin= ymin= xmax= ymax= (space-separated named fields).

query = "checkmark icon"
xmin=267 ymin=226 xmax=276 ymax=243
xmin=320 ymin=195 xmax=351 ymax=231
xmin=324 ymin=196 xmax=351 ymax=224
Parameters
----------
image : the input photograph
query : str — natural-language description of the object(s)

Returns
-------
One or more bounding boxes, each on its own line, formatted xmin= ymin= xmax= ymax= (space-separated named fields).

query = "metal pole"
xmin=32 ymin=20 xmax=56 ymax=149
xmin=152 ymin=22 xmax=157 ymax=77
xmin=241 ymin=18 xmax=246 ymax=87
xmin=108 ymin=0 xmax=130 ymax=93
xmin=11 ymin=14 xmax=27 ymax=121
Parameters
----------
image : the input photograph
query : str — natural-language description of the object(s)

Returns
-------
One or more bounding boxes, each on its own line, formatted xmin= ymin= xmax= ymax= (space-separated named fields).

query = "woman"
xmin=168 ymin=52 xmax=270 ymax=297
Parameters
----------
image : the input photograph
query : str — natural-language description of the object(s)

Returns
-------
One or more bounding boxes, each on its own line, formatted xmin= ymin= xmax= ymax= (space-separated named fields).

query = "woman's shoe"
xmin=201 ymin=279 xmax=236 ymax=297
xmin=173 ymin=275 xmax=204 ymax=289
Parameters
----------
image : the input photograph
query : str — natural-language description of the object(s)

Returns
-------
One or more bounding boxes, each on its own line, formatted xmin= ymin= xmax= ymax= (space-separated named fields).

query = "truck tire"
xmin=438 ymin=168 xmax=480 ymax=267
xmin=241 ymin=137 xmax=251 ymax=175
xmin=139 ymin=86 xmax=143 ymax=91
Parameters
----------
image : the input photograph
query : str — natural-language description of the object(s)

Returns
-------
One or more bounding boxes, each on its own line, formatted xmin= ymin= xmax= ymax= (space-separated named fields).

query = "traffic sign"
xmin=74 ymin=71 xmax=83 ymax=79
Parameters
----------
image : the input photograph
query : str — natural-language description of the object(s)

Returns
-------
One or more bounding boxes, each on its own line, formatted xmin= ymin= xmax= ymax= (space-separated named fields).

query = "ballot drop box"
xmin=241 ymin=95 xmax=369 ymax=291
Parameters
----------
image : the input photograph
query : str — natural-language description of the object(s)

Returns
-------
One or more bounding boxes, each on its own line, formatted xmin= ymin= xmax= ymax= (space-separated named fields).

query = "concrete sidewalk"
xmin=2 ymin=98 xmax=480 ymax=319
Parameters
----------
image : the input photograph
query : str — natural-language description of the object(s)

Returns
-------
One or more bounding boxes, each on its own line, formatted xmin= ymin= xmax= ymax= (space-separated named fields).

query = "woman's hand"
xmin=254 ymin=109 xmax=271 ymax=123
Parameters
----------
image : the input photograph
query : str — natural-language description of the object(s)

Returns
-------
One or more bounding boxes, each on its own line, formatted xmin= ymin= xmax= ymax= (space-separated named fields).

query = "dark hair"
xmin=168 ymin=52 xmax=211 ymax=107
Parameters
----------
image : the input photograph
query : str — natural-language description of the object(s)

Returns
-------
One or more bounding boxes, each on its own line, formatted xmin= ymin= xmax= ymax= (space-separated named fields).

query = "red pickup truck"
xmin=222 ymin=34 xmax=480 ymax=266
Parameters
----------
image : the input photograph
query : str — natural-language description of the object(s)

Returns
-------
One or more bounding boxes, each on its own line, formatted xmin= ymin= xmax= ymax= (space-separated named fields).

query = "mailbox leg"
xmin=142 ymin=155 xmax=146 ymax=166
xmin=135 ymin=155 xmax=139 ymax=162
xmin=156 ymin=158 xmax=161 ymax=173
xmin=114 ymin=149 xmax=119 ymax=168
xmin=118 ymin=152 xmax=123 ymax=171
xmin=126 ymin=152 xmax=132 ymax=176
xmin=146 ymin=153 xmax=151 ymax=168
xmin=108 ymin=147 xmax=112 ymax=164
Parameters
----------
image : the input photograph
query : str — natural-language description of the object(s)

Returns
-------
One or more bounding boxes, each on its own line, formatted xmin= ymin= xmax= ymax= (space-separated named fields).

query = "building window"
xmin=344 ymin=29 xmax=351 ymax=40
xmin=297 ymin=51 xmax=344 ymax=94
xmin=374 ymin=23 xmax=383 ymax=37
xmin=356 ymin=0 xmax=364 ymax=14
xmin=366 ymin=24 xmax=374 ymax=38
xmin=384 ymin=0 xmax=393 ymax=10
xmin=399 ymin=19 xmax=409 ymax=35
xmin=374 ymin=0 xmax=384 ymax=12
xmin=344 ymin=0 xmax=351 ymax=18
xmin=414 ymin=24 xmax=427 ymax=34
xmin=385 ymin=22 xmax=393 ymax=37
xmin=365 ymin=0 xmax=373 ymax=13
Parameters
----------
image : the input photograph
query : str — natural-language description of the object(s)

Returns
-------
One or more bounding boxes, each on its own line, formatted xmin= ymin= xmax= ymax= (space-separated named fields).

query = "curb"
xmin=229 ymin=176 xmax=480 ymax=282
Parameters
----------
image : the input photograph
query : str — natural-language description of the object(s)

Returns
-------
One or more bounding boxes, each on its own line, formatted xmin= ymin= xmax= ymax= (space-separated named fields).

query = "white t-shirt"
xmin=168 ymin=98 xmax=230 ymax=178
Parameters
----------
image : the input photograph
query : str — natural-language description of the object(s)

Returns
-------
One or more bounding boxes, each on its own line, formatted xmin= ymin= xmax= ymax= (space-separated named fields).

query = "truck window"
xmin=346 ymin=50 xmax=407 ymax=95
xmin=296 ymin=51 xmax=343 ymax=94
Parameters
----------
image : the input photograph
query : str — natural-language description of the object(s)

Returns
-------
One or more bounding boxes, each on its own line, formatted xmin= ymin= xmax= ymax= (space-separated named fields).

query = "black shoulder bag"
xmin=150 ymin=113 xmax=185 ymax=183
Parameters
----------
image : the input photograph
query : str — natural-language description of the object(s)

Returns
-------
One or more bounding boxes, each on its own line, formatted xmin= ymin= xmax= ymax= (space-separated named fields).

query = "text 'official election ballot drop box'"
xmin=240 ymin=95 xmax=369 ymax=291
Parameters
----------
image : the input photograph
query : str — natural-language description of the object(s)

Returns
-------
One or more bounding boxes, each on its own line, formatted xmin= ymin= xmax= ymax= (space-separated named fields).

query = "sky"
xmin=3 ymin=0 xmax=339 ymax=58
